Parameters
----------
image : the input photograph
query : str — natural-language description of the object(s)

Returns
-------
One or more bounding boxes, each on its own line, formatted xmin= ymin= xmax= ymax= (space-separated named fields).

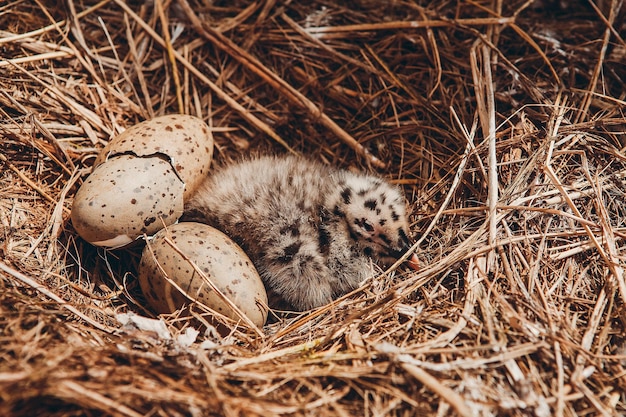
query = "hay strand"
xmin=1 ymin=1 xmax=626 ymax=416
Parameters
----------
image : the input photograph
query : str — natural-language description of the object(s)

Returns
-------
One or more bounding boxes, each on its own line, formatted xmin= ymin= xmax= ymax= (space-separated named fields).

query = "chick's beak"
xmin=406 ymin=252 xmax=420 ymax=270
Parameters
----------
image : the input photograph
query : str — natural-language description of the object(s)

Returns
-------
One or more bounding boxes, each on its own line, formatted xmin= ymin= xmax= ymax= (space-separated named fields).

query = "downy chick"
xmin=185 ymin=155 xmax=416 ymax=311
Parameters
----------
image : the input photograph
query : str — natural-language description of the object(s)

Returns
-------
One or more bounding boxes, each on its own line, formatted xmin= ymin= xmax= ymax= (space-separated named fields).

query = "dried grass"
xmin=1 ymin=0 xmax=626 ymax=416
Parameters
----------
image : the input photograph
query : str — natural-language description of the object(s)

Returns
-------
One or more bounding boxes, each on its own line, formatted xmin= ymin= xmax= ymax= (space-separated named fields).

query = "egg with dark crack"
xmin=71 ymin=115 xmax=213 ymax=248
xmin=138 ymin=222 xmax=268 ymax=328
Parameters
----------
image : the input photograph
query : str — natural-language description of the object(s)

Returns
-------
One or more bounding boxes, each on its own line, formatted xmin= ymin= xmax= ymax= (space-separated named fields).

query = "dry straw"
xmin=1 ymin=0 xmax=626 ymax=416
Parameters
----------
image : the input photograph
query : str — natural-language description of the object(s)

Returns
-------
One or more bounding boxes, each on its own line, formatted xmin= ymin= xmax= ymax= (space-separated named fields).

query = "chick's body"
xmin=185 ymin=155 xmax=412 ymax=311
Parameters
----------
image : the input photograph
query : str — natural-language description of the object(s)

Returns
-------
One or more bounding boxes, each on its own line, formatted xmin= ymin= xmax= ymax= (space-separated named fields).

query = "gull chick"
xmin=185 ymin=155 xmax=416 ymax=311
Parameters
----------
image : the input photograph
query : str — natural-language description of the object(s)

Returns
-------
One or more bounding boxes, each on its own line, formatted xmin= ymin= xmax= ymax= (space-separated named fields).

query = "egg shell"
xmin=138 ymin=222 xmax=268 ymax=327
xmin=71 ymin=154 xmax=184 ymax=247
xmin=94 ymin=114 xmax=213 ymax=200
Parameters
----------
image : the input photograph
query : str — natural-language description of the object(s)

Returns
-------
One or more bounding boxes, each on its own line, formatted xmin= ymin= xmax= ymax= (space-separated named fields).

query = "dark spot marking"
xmin=333 ymin=205 xmax=345 ymax=217
xmin=391 ymin=211 xmax=400 ymax=221
xmin=277 ymin=242 xmax=301 ymax=263
xmin=341 ymin=187 xmax=352 ymax=204
xmin=364 ymin=247 xmax=374 ymax=257
xmin=348 ymin=228 xmax=361 ymax=242
xmin=131 ymin=199 xmax=137 ymax=204
xmin=398 ymin=228 xmax=410 ymax=247
xmin=318 ymin=226 xmax=331 ymax=256
xmin=279 ymin=223 xmax=300 ymax=237
xmin=364 ymin=199 xmax=377 ymax=210
xmin=144 ymin=217 xmax=156 ymax=227
xmin=284 ymin=242 xmax=301 ymax=256
xmin=379 ymin=219 xmax=387 ymax=226
xmin=355 ymin=218 xmax=374 ymax=232
xmin=165 ymin=125 xmax=173 ymax=132
xmin=378 ymin=234 xmax=391 ymax=246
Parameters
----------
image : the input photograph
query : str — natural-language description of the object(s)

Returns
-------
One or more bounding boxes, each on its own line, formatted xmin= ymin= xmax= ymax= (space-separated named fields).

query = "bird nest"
xmin=1 ymin=0 xmax=626 ymax=416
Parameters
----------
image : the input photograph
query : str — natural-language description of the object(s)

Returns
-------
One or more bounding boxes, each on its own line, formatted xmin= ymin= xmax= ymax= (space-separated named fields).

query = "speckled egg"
xmin=138 ymin=222 xmax=268 ymax=327
xmin=71 ymin=115 xmax=213 ymax=247
xmin=93 ymin=114 xmax=213 ymax=200
xmin=71 ymin=155 xmax=185 ymax=248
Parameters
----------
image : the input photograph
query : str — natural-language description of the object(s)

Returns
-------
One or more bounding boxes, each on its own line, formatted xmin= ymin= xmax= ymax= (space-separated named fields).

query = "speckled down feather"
xmin=185 ymin=155 xmax=413 ymax=311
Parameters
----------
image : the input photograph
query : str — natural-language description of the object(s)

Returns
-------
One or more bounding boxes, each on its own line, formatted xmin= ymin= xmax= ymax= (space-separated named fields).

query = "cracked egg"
xmin=71 ymin=115 xmax=213 ymax=248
